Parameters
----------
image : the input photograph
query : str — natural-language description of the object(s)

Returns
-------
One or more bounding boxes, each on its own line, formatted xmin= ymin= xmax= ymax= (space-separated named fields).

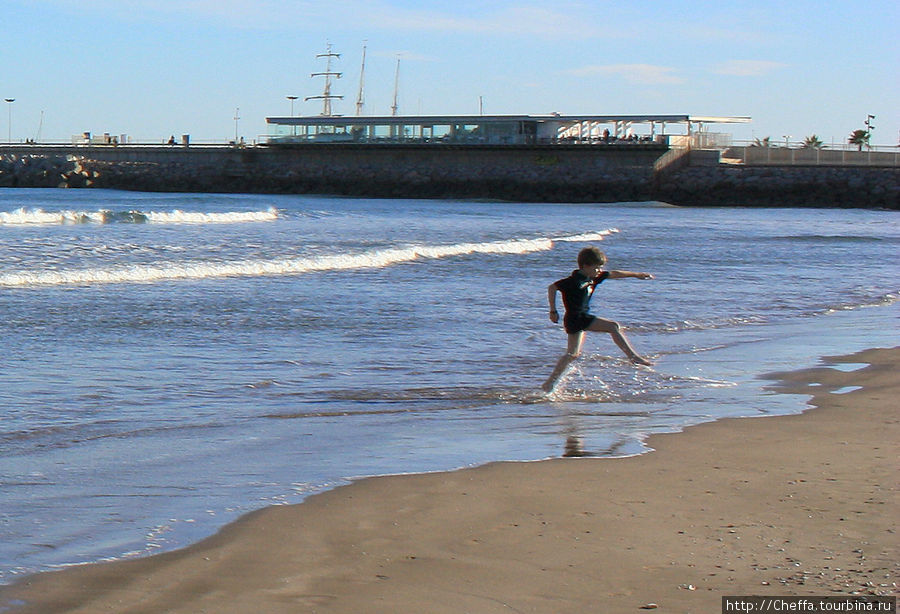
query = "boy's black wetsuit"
xmin=555 ymin=270 xmax=610 ymax=334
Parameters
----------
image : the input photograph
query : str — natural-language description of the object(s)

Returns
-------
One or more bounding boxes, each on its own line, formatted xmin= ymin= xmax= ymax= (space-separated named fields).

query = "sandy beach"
xmin=2 ymin=347 xmax=897 ymax=614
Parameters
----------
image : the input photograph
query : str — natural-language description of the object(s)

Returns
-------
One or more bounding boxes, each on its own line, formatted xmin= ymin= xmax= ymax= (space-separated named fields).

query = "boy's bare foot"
xmin=630 ymin=355 xmax=654 ymax=366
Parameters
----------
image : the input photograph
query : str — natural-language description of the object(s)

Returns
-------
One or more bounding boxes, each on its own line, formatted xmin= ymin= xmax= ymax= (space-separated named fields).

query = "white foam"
xmin=0 ymin=207 xmax=279 ymax=226
xmin=822 ymin=292 xmax=900 ymax=313
xmin=143 ymin=209 xmax=279 ymax=224
xmin=0 ymin=208 xmax=87 ymax=225
xmin=0 ymin=230 xmax=615 ymax=288
xmin=553 ymin=229 xmax=619 ymax=242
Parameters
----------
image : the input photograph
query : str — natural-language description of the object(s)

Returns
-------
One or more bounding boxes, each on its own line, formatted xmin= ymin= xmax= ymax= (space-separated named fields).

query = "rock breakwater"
xmin=0 ymin=154 xmax=98 ymax=188
xmin=2 ymin=150 xmax=898 ymax=209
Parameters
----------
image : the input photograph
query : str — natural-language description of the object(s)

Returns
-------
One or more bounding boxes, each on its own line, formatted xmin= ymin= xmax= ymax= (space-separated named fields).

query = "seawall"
xmin=657 ymin=164 xmax=899 ymax=209
xmin=1 ymin=145 xmax=898 ymax=209
xmin=0 ymin=144 xmax=664 ymax=203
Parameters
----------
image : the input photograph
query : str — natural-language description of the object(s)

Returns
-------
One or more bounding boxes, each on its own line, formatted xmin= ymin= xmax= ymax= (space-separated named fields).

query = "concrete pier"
xmin=1 ymin=143 xmax=897 ymax=208
xmin=0 ymin=143 xmax=666 ymax=202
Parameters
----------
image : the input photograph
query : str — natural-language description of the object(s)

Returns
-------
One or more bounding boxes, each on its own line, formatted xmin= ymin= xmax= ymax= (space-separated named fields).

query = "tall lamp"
xmin=4 ymin=99 xmax=14 ymax=144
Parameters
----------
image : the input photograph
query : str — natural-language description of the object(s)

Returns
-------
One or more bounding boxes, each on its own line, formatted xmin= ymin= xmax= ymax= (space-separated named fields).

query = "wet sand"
xmin=2 ymin=347 xmax=897 ymax=613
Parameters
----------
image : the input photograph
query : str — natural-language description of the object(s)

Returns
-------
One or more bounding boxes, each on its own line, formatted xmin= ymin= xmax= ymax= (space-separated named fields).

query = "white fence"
xmin=720 ymin=141 xmax=900 ymax=167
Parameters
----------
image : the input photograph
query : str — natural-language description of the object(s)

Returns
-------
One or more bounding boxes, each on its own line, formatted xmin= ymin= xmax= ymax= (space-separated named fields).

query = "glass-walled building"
xmin=265 ymin=114 xmax=751 ymax=146
xmin=267 ymin=115 xmax=537 ymax=145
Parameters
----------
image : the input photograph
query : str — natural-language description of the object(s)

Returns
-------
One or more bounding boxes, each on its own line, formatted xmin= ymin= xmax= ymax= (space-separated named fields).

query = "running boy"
xmin=542 ymin=246 xmax=653 ymax=391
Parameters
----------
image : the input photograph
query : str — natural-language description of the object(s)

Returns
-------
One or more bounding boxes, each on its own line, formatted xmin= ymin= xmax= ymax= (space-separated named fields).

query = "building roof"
xmin=266 ymin=114 xmax=751 ymax=126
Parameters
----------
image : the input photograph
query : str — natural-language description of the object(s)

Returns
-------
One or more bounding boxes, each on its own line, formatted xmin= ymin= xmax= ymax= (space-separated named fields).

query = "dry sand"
xmin=2 ymin=347 xmax=897 ymax=614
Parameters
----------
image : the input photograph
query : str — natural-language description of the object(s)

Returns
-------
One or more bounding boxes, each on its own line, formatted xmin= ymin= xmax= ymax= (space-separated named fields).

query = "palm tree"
xmin=751 ymin=136 xmax=772 ymax=147
xmin=848 ymin=129 xmax=870 ymax=151
xmin=802 ymin=134 xmax=824 ymax=149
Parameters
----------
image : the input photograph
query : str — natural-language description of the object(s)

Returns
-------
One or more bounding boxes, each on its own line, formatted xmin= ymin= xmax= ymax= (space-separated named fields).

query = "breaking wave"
xmin=552 ymin=230 xmax=619 ymax=242
xmin=0 ymin=229 xmax=618 ymax=288
xmin=822 ymin=291 xmax=899 ymax=313
xmin=0 ymin=207 xmax=279 ymax=225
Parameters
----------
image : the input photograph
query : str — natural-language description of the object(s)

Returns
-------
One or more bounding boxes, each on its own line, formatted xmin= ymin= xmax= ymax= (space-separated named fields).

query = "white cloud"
xmin=567 ymin=64 xmax=686 ymax=85
xmin=315 ymin=2 xmax=609 ymax=39
xmin=315 ymin=2 xmax=613 ymax=38
xmin=41 ymin=0 xmax=611 ymax=38
xmin=684 ymin=25 xmax=771 ymax=45
xmin=38 ymin=0 xmax=285 ymax=27
xmin=712 ymin=60 xmax=787 ymax=77
xmin=371 ymin=50 xmax=437 ymax=63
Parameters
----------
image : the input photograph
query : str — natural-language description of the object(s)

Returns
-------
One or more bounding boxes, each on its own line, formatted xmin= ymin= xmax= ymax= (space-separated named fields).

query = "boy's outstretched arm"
xmin=547 ymin=282 xmax=560 ymax=323
xmin=607 ymin=270 xmax=654 ymax=280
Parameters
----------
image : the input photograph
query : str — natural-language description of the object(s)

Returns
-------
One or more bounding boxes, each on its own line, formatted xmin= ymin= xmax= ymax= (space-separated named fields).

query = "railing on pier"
xmin=722 ymin=141 xmax=900 ymax=167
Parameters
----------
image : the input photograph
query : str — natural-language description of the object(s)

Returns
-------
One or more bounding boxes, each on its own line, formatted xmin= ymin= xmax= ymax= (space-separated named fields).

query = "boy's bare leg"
xmin=587 ymin=318 xmax=653 ymax=366
xmin=542 ymin=332 xmax=585 ymax=392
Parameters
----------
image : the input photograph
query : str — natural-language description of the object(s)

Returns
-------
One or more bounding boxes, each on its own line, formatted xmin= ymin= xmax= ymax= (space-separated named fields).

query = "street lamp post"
xmin=4 ymin=99 xmax=14 ymax=144
xmin=286 ymin=96 xmax=298 ymax=136
xmin=865 ymin=114 xmax=875 ymax=146
xmin=233 ymin=107 xmax=240 ymax=145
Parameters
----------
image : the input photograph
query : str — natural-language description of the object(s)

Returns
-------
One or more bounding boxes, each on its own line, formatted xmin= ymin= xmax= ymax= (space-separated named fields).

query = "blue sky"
xmin=3 ymin=0 xmax=898 ymax=145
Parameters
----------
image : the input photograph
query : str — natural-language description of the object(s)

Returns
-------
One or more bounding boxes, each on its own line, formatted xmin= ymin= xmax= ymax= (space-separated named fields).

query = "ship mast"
xmin=306 ymin=43 xmax=343 ymax=117
xmin=391 ymin=56 xmax=400 ymax=117
xmin=355 ymin=42 xmax=367 ymax=117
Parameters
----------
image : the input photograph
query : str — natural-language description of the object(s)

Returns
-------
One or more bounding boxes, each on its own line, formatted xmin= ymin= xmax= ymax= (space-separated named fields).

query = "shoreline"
xmin=1 ymin=347 xmax=897 ymax=613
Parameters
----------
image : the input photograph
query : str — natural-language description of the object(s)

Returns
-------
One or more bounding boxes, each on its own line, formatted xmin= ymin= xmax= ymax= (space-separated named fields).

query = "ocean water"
xmin=0 ymin=189 xmax=897 ymax=582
